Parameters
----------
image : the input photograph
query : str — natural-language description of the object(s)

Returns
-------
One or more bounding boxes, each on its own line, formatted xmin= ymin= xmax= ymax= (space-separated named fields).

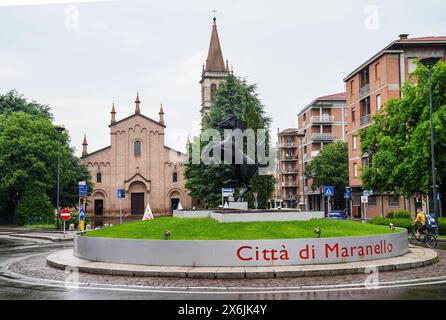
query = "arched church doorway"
xmin=92 ymin=191 xmax=106 ymax=216
xmin=129 ymin=181 xmax=146 ymax=215
xmin=169 ymin=190 xmax=182 ymax=213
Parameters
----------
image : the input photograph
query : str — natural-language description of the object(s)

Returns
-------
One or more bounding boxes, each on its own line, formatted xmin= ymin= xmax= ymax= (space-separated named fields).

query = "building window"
xmin=353 ymin=136 xmax=357 ymax=150
xmin=368 ymin=195 xmax=377 ymax=206
xmin=388 ymin=195 xmax=400 ymax=207
xmin=173 ymin=172 xmax=178 ymax=183
xmin=134 ymin=141 xmax=141 ymax=157
xmin=375 ymin=63 xmax=380 ymax=80
xmin=96 ymin=173 xmax=102 ymax=183
xmin=353 ymin=163 xmax=358 ymax=178
xmin=350 ymin=80 xmax=354 ymax=95
xmin=352 ymin=107 xmax=356 ymax=122
xmin=376 ymin=94 xmax=382 ymax=111
xmin=211 ymin=84 xmax=217 ymax=102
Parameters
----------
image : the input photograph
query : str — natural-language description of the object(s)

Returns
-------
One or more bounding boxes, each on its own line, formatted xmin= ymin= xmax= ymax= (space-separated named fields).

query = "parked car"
xmin=327 ymin=210 xmax=346 ymax=220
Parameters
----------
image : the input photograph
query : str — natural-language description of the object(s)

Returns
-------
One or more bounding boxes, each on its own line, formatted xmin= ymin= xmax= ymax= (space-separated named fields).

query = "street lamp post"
xmin=297 ymin=132 xmax=306 ymax=211
xmin=55 ymin=126 xmax=65 ymax=229
xmin=419 ymin=57 xmax=440 ymax=221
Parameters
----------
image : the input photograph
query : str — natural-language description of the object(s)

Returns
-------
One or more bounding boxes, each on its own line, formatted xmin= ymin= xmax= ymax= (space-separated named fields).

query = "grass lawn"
xmin=86 ymin=217 xmax=398 ymax=240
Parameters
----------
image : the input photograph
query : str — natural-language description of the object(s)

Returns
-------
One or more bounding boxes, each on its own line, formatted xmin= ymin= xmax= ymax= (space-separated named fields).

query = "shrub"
xmin=15 ymin=184 xmax=54 ymax=226
xmin=387 ymin=210 xmax=411 ymax=219
xmin=369 ymin=216 xmax=446 ymax=235
xmin=58 ymin=211 xmax=91 ymax=229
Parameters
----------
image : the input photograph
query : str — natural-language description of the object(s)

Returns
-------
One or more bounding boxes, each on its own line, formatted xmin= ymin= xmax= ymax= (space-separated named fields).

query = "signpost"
xmin=361 ymin=196 xmax=368 ymax=221
xmin=222 ymin=188 xmax=235 ymax=207
xmin=324 ymin=186 xmax=334 ymax=215
xmin=60 ymin=209 xmax=71 ymax=238
xmin=117 ymin=188 xmax=125 ymax=224
xmin=344 ymin=187 xmax=352 ymax=220
xmin=79 ymin=208 xmax=85 ymax=232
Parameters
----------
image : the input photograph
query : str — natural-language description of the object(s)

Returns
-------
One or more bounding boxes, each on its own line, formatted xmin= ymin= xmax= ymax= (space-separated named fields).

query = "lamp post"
xmin=55 ymin=126 xmax=65 ymax=229
xmin=419 ymin=57 xmax=440 ymax=221
xmin=297 ymin=132 xmax=306 ymax=211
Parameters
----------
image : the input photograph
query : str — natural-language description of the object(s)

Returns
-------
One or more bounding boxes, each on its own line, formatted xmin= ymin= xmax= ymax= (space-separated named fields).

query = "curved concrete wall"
xmin=74 ymin=231 xmax=408 ymax=267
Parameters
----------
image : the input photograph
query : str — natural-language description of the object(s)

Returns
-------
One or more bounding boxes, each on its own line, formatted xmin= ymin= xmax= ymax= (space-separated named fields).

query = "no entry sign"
xmin=60 ymin=209 xmax=71 ymax=221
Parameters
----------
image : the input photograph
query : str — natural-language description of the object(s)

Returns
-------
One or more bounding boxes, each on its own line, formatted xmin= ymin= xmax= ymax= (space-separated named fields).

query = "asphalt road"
xmin=1 ymin=235 xmax=446 ymax=300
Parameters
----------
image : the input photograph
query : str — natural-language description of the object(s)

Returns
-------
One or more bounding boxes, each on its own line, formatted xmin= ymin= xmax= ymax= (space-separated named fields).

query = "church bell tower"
xmin=200 ymin=17 xmax=229 ymax=125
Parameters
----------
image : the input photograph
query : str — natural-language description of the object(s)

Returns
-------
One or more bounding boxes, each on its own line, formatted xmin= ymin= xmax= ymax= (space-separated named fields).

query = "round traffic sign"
xmin=60 ymin=209 xmax=71 ymax=221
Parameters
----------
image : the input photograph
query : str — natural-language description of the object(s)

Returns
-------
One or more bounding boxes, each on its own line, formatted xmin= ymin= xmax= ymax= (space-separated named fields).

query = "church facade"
xmin=81 ymin=17 xmax=229 ymax=216
xmin=81 ymin=96 xmax=192 ymax=216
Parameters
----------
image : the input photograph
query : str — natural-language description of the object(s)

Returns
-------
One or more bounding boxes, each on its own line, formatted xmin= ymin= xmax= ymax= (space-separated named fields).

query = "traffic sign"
xmin=60 ymin=209 xmax=71 ymax=221
xmin=361 ymin=196 xmax=368 ymax=204
xmin=344 ymin=190 xmax=351 ymax=200
xmin=324 ymin=186 xmax=334 ymax=197
xmin=437 ymin=192 xmax=441 ymax=201
xmin=79 ymin=208 xmax=85 ymax=220
xmin=222 ymin=188 xmax=235 ymax=197
xmin=363 ymin=190 xmax=370 ymax=197
xmin=79 ymin=181 xmax=88 ymax=196
xmin=117 ymin=188 xmax=125 ymax=198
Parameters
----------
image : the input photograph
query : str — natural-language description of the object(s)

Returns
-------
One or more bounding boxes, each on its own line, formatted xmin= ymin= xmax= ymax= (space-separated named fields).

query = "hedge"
xmin=15 ymin=184 xmax=54 ymax=226
xmin=369 ymin=217 xmax=446 ymax=235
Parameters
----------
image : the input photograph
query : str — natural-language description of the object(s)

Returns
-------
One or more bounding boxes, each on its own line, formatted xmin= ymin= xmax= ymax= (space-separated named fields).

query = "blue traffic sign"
xmin=79 ymin=208 xmax=85 ymax=220
xmin=79 ymin=182 xmax=88 ymax=196
xmin=117 ymin=188 xmax=125 ymax=198
xmin=437 ymin=192 xmax=441 ymax=201
xmin=223 ymin=188 xmax=235 ymax=193
xmin=324 ymin=186 xmax=334 ymax=197
xmin=344 ymin=190 xmax=351 ymax=199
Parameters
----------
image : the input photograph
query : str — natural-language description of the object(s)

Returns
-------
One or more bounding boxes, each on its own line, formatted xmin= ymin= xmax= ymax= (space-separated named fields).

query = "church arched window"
xmin=134 ymin=141 xmax=141 ymax=157
xmin=211 ymin=84 xmax=217 ymax=102
xmin=173 ymin=172 xmax=178 ymax=183
xmin=96 ymin=172 xmax=102 ymax=183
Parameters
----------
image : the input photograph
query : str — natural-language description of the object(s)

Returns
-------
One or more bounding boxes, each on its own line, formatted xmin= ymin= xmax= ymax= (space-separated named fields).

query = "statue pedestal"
xmin=228 ymin=202 xmax=248 ymax=210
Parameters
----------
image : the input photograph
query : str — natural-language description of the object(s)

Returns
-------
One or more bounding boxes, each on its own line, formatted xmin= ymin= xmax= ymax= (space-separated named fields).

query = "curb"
xmin=47 ymin=247 xmax=438 ymax=279
xmin=10 ymin=234 xmax=73 ymax=242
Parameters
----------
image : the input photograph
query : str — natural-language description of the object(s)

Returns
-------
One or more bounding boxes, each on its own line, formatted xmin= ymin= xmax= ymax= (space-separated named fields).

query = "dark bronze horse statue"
xmin=216 ymin=114 xmax=261 ymax=200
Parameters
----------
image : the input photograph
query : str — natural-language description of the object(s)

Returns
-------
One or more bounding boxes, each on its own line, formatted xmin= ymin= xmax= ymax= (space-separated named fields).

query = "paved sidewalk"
xmin=47 ymin=247 xmax=438 ymax=279
xmin=10 ymin=232 xmax=74 ymax=242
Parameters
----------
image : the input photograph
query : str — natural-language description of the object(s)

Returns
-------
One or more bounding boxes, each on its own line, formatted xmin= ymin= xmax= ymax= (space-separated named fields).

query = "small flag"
xmin=142 ymin=203 xmax=154 ymax=220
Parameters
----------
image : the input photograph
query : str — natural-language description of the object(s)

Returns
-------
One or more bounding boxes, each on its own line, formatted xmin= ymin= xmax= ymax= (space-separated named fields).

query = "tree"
xmin=0 ymin=91 xmax=92 ymax=222
xmin=15 ymin=182 xmax=54 ymax=225
xmin=0 ymin=90 xmax=52 ymax=119
xmin=185 ymin=74 xmax=274 ymax=208
xmin=304 ymin=142 xmax=349 ymax=209
xmin=360 ymin=60 xmax=446 ymax=215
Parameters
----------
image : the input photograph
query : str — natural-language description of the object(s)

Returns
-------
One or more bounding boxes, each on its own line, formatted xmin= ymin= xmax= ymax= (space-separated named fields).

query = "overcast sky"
xmin=1 ymin=0 xmax=445 ymax=156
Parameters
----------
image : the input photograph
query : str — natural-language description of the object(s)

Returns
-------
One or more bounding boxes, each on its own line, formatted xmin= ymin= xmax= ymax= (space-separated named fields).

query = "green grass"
xmin=86 ymin=217 xmax=397 ymax=240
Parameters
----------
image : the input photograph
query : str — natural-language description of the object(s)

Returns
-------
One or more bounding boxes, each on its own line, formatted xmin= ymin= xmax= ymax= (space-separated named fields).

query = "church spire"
xmin=110 ymin=101 xmax=116 ymax=124
xmin=159 ymin=104 xmax=165 ymax=125
xmin=135 ymin=92 xmax=141 ymax=114
xmin=205 ymin=16 xmax=226 ymax=72
xmin=82 ymin=134 xmax=88 ymax=157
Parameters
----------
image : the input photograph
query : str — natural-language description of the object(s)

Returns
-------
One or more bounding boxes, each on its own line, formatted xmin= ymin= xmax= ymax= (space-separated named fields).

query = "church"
xmin=81 ymin=17 xmax=229 ymax=216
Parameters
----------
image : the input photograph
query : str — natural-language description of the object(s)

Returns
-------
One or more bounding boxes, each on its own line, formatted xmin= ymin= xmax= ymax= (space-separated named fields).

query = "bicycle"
xmin=408 ymin=226 xmax=437 ymax=249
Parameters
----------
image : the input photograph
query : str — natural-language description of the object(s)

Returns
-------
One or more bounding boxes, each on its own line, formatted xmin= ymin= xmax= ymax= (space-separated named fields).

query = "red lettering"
xmin=299 ymin=245 xmax=310 ymax=259
xmin=271 ymin=249 xmax=278 ymax=261
xmin=387 ymin=243 xmax=393 ymax=253
xmin=374 ymin=244 xmax=381 ymax=254
xmin=325 ymin=243 xmax=339 ymax=258
xmin=262 ymin=249 xmax=270 ymax=261
xmin=237 ymin=246 xmax=252 ymax=261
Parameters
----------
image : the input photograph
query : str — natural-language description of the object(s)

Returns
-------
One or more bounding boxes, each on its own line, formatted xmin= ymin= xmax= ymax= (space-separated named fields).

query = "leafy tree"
xmin=185 ymin=74 xmax=274 ymax=208
xmin=0 ymin=90 xmax=52 ymax=119
xmin=304 ymin=142 xmax=349 ymax=209
xmin=15 ymin=182 xmax=54 ymax=225
xmin=360 ymin=60 xmax=446 ymax=215
xmin=0 ymin=92 xmax=92 ymax=222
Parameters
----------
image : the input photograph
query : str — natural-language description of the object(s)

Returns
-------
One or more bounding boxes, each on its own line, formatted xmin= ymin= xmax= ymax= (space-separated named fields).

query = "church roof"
xmin=108 ymin=112 xmax=166 ymax=129
xmin=205 ymin=18 xmax=226 ymax=72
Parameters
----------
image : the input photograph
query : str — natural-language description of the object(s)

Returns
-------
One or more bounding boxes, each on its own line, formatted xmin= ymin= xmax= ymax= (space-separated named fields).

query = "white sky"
xmin=1 ymin=0 xmax=445 ymax=156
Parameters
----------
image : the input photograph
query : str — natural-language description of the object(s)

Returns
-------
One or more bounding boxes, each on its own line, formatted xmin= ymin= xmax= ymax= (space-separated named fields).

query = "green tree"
xmin=0 ymin=92 xmax=92 ymax=223
xmin=305 ymin=142 xmax=349 ymax=209
xmin=15 ymin=182 xmax=54 ymax=225
xmin=185 ymin=74 xmax=274 ymax=208
xmin=360 ymin=60 xmax=446 ymax=215
xmin=0 ymin=90 xmax=52 ymax=119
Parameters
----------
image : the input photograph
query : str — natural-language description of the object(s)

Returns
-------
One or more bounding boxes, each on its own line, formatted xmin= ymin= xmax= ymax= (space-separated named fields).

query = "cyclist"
xmin=412 ymin=207 xmax=428 ymax=241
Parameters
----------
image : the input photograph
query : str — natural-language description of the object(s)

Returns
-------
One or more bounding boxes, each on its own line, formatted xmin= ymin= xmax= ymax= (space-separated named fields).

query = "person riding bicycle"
xmin=412 ymin=207 xmax=428 ymax=241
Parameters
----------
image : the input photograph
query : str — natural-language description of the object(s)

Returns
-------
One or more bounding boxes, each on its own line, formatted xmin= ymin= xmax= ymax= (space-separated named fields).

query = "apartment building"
xmin=297 ymin=93 xmax=347 ymax=211
xmin=344 ymin=34 xmax=446 ymax=218
xmin=271 ymin=93 xmax=347 ymax=210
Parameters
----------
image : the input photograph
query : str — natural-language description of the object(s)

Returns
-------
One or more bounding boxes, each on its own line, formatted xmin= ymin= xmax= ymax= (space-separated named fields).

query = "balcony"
xmin=360 ymin=114 xmax=372 ymax=127
xmin=311 ymin=133 xmax=335 ymax=141
xmin=280 ymin=169 xmax=298 ymax=174
xmin=278 ymin=143 xmax=297 ymax=148
xmin=310 ymin=115 xmax=334 ymax=124
xmin=282 ymin=182 xmax=298 ymax=188
xmin=280 ymin=156 xmax=298 ymax=162
xmin=283 ymin=195 xmax=297 ymax=201
xmin=359 ymin=84 xmax=370 ymax=99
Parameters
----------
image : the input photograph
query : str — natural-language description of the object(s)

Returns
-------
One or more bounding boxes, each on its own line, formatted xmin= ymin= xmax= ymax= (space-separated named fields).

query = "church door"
xmin=170 ymin=198 xmax=180 ymax=213
xmin=131 ymin=193 xmax=145 ymax=215
xmin=94 ymin=200 xmax=104 ymax=216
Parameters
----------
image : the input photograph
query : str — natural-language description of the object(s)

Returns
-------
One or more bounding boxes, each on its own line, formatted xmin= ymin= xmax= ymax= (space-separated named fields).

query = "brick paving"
xmin=8 ymin=250 xmax=446 ymax=288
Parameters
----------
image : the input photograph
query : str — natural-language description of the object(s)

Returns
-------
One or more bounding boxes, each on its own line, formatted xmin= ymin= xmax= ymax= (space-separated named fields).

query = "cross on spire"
xmin=212 ymin=9 xmax=217 ymax=24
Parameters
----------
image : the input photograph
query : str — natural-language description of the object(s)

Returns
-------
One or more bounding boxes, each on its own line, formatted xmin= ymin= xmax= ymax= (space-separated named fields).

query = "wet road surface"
xmin=1 ymin=235 xmax=446 ymax=300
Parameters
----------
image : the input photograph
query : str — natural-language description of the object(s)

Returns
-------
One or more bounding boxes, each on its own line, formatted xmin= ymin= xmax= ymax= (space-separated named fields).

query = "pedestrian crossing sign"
xmin=324 ymin=186 xmax=334 ymax=197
